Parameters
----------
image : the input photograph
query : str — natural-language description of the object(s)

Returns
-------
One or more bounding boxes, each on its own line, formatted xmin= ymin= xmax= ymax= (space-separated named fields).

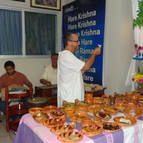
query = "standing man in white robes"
xmin=57 ymin=32 xmax=101 ymax=107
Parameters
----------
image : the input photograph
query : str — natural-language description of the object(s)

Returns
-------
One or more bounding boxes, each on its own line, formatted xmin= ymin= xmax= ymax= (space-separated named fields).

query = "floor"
xmin=0 ymin=116 xmax=15 ymax=143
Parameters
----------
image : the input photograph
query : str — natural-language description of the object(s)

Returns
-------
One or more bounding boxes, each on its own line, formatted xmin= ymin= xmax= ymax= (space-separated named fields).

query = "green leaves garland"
xmin=133 ymin=0 xmax=143 ymax=28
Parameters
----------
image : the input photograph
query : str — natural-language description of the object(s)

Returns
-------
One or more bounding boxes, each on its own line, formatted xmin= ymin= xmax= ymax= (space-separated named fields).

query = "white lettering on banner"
xmin=81 ymin=39 xmax=93 ymax=45
xmin=80 ymin=48 xmax=94 ymax=54
xmin=67 ymin=10 xmax=96 ymax=22
xmin=67 ymin=16 xmax=77 ymax=23
xmin=81 ymin=29 xmax=100 ymax=36
xmin=78 ymin=10 xmax=96 ymax=20
xmin=84 ymin=75 xmax=94 ymax=81
xmin=88 ymin=68 xmax=96 ymax=73
xmin=78 ymin=20 xmax=96 ymax=29
xmin=67 ymin=24 xmax=77 ymax=30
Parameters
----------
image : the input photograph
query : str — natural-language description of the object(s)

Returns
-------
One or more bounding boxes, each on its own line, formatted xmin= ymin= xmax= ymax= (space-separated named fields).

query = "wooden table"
xmin=35 ymin=85 xmax=57 ymax=106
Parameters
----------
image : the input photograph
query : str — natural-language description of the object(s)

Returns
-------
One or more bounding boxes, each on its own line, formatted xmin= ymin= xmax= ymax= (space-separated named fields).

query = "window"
xmin=0 ymin=9 xmax=56 ymax=56
xmin=0 ymin=9 xmax=22 ymax=55
xmin=25 ymin=12 xmax=56 ymax=55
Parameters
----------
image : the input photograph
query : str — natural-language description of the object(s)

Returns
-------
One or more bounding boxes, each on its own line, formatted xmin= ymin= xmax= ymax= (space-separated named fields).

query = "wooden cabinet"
xmin=35 ymin=85 xmax=57 ymax=106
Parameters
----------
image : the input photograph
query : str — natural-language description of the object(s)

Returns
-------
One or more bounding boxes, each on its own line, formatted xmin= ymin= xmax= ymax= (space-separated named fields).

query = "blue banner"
xmin=62 ymin=0 xmax=105 ymax=85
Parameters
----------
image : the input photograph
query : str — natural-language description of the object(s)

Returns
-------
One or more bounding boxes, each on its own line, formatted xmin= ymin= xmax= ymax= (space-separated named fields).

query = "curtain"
xmin=0 ymin=9 xmax=22 ymax=55
xmin=25 ymin=12 xmax=56 ymax=55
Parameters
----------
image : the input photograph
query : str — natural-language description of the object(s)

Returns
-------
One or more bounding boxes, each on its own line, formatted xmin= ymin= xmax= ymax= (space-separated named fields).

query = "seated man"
xmin=40 ymin=53 xmax=58 ymax=86
xmin=0 ymin=60 xmax=33 ymax=113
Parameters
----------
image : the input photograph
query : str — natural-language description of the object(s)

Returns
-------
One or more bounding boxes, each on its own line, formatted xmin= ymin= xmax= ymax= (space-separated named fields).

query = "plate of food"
xmin=50 ymin=122 xmax=75 ymax=136
xmin=29 ymin=107 xmax=43 ymax=116
xmin=113 ymin=116 xmax=136 ymax=127
xmin=57 ymin=131 xmax=83 ymax=143
xmin=50 ymin=111 xmax=65 ymax=120
xmin=93 ymin=97 xmax=104 ymax=104
xmin=63 ymin=101 xmax=75 ymax=107
xmin=82 ymin=123 xmax=103 ymax=136
xmin=88 ymin=105 xmax=101 ymax=114
xmin=103 ymin=122 xmax=121 ymax=133
xmin=43 ymin=117 xmax=64 ymax=128
xmin=137 ymin=95 xmax=143 ymax=103
xmin=94 ymin=112 xmax=111 ymax=121
xmin=33 ymin=112 xmax=49 ymax=124
xmin=43 ymin=105 xmax=57 ymax=113
xmin=103 ymin=106 xmax=118 ymax=114
xmin=69 ymin=112 xmax=91 ymax=123
xmin=75 ymin=105 xmax=88 ymax=113
xmin=75 ymin=99 xmax=88 ymax=106
xmin=114 ymin=104 xmax=126 ymax=112
xmin=123 ymin=106 xmax=142 ymax=118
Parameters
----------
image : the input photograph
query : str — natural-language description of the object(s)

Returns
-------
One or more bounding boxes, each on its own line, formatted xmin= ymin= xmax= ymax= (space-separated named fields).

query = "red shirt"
xmin=0 ymin=71 xmax=32 ymax=90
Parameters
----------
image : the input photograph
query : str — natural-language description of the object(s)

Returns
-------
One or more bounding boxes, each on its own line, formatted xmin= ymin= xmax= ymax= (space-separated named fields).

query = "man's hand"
xmin=46 ymin=82 xmax=52 ymax=86
xmin=93 ymin=45 xmax=101 ymax=56
xmin=81 ymin=45 xmax=102 ymax=74
xmin=40 ymin=79 xmax=52 ymax=86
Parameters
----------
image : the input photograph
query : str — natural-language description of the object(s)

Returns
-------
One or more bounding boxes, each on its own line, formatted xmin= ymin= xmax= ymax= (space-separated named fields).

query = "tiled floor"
xmin=0 ymin=116 xmax=15 ymax=143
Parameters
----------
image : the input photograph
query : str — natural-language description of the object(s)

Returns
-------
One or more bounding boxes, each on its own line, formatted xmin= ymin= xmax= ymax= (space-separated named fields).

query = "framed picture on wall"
xmin=30 ymin=0 xmax=61 ymax=11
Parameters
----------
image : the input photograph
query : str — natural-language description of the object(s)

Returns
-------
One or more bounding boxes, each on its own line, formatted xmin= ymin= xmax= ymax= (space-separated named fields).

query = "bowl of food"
xmin=113 ymin=116 xmax=136 ymax=127
xmin=57 ymin=131 xmax=83 ymax=143
xmin=43 ymin=117 xmax=65 ymax=128
xmin=33 ymin=112 xmax=49 ymax=124
xmin=93 ymin=97 xmax=104 ymax=104
xmin=50 ymin=110 xmax=65 ymax=120
xmin=64 ymin=103 xmax=75 ymax=115
xmin=103 ymin=106 xmax=118 ymax=114
xmin=29 ymin=107 xmax=43 ymax=116
xmin=103 ymin=122 xmax=121 ymax=133
xmin=82 ymin=123 xmax=103 ymax=136
xmin=43 ymin=105 xmax=57 ymax=113
xmin=94 ymin=112 xmax=111 ymax=121
xmin=69 ymin=112 xmax=91 ymax=123
xmin=51 ymin=122 xmax=75 ymax=136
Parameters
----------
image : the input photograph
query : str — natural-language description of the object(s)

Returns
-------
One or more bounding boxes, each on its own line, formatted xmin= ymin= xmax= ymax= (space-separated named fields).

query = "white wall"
xmin=0 ymin=0 xmax=63 ymax=92
xmin=63 ymin=0 xmax=134 ymax=94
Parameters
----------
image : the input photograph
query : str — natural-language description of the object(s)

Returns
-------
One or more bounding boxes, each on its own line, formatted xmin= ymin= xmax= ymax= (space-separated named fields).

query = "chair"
xmin=5 ymin=87 xmax=32 ymax=131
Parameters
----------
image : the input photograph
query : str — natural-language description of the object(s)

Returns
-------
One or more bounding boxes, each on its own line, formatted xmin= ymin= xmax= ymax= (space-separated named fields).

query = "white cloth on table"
xmin=41 ymin=64 xmax=57 ymax=85
xmin=122 ymin=120 xmax=143 ymax=143
xmin=57 ymin=50 xmax=85 ymax=107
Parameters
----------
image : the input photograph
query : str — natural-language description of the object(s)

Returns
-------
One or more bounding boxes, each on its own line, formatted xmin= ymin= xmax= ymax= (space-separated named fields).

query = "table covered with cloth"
xmin=14 ymin=113 xmax=143 ymax=143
